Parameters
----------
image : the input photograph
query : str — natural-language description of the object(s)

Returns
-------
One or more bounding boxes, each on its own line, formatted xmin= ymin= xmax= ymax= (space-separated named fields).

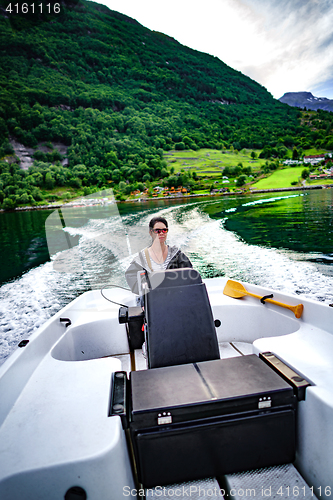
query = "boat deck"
xmin=134 ymin=341 xmax=253 ymax=371
xmin=146 ymin=463 xmax=316 ymax=499
xmin=0 ymin=278 xmax=332 ymax=499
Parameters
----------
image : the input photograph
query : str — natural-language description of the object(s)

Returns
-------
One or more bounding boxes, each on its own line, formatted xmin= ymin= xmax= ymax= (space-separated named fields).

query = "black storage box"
xmin=144 ymin=269 xmax=220 ymax=368
xmin=130 ymin=354 xmax=297 ymax=487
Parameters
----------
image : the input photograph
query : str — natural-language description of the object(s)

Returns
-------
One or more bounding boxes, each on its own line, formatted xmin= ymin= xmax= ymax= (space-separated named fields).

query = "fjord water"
xmin=0 ymin=188 xmax=332 ymax=365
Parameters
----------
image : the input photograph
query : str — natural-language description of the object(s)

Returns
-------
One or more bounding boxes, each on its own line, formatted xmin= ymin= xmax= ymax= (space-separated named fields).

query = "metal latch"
xmin=258 ymin=397 xmax=271 ymax=409
xmin=157 ymin=412 xmax=172 ymax=425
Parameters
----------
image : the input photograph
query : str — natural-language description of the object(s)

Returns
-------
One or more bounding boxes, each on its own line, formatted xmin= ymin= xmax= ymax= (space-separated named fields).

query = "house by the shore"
xmin=304 ymin=153 xmax=332 ymax=165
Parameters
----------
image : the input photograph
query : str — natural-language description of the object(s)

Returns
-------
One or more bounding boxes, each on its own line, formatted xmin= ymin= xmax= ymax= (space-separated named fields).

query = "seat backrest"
xmin=144 ymin=268 xmax=220 ymax=369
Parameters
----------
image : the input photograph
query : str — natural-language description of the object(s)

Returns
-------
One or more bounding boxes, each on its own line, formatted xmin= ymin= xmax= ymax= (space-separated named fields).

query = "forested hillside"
xmin=0 ymin=0 xmax=332 ymax=208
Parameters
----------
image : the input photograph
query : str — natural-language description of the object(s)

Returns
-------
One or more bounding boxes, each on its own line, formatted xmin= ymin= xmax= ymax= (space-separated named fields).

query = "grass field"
xmin=303 ymin=148 xmax=328 ymax=156
xmin=252 ymin=167 xmax=305 ymax=189
xmin=306 ymin=178 xmax=333 ymax=186
xmin=164 ymin=149 xmax=266 ymax=177
xmin=161 ymin=148 xmax=332 ymax=193
xmin=252 ymin=167 xmax=333 ymax=189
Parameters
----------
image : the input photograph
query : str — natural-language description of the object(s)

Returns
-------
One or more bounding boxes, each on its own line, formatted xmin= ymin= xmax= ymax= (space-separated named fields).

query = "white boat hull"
xmin=0 ymin=277 xmax=332 ymax=499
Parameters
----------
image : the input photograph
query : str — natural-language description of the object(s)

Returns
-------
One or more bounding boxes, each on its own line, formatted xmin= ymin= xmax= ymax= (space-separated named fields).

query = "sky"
xmin=92 ymin=0 xmax=333 ymax=100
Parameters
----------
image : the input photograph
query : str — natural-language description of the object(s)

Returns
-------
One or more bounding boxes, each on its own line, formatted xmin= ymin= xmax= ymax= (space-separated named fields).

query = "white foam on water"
xmin=150 ymin=203 xmax=333 ymax=303
xmin=0 ymin=261 xmax=90 ymax=365
xmin=1 ymin=200 xmax=332 ymax=366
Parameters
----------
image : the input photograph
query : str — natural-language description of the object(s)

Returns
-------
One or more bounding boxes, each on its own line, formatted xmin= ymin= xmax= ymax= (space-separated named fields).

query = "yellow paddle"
xmin=223 ymin=280 xmax=303 ymax=318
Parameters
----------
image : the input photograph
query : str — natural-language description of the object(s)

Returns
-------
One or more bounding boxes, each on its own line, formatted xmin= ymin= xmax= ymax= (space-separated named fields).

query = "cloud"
xmin=224 ymin=0 xmax=333 ymax=97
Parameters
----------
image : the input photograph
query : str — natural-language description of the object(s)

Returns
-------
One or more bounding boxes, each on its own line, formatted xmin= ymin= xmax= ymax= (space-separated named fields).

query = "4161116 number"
xmin=5 ymin=3 xmax=61 ymax=14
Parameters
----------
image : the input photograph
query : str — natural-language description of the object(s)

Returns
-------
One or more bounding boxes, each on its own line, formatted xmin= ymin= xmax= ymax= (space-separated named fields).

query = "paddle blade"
xmin=223 ymin=280 xmax=247 ymax=298
xmin=294 ymin=303 xmax=304 ymax=319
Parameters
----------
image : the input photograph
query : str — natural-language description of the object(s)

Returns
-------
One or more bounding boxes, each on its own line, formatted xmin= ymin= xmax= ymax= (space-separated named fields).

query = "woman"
xmin=125 ymin=216 xmax=192 ymax=294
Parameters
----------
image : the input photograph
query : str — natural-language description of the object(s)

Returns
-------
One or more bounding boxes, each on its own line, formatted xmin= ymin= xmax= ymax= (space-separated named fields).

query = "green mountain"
xmin=0 ymin=0 xmax=332 ymax=207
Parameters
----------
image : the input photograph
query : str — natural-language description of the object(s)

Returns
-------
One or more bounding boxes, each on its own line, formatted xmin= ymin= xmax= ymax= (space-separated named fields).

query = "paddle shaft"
xmin=246 ymin=289 xmax=290 ymax=307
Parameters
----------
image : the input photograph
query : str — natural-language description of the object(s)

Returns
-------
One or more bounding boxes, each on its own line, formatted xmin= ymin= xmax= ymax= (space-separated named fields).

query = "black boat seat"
xmin=144 ymin=268 xmax=220 ymax=369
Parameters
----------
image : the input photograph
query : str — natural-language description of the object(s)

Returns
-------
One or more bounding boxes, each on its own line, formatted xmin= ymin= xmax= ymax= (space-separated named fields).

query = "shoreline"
xmin=0 ymin=184 xmax=331 ymax=213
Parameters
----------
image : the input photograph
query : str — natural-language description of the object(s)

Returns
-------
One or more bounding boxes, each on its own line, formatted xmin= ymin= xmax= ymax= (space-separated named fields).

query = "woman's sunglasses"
xmin=152 ymin=228 xmax=168 ymax=234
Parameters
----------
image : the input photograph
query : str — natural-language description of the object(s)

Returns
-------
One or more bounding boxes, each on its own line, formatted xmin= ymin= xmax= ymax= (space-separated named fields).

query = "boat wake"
xmin=1 ymin=199 xmax=333 ymax=366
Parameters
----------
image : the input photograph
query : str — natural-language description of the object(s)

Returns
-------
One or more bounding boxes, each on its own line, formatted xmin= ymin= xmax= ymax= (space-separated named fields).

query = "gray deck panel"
xmin=219 ymin=342 xmax=241 ymax=358
xmin=134 ymin=348 xmax=148 ymax=370
xmin=224 ymin=464 xmax=317 ymax=500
